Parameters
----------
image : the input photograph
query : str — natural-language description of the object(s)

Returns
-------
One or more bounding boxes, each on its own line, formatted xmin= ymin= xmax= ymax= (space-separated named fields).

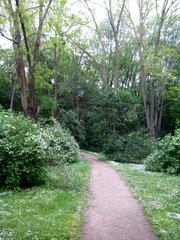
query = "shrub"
xmin=145 ymin=129 xmax=180 ymax=174
xmin=0 ymin=111 xmax=80 ymax=188
xmin=44 ymin=122 xmax=80 ymax=164
xmin=0 ymin=111 xmax=47 ymax=188
xmin=60 ymin=110 xmax=85 ymax=146
xmin=103 ymin=130 xmax=154 ymax=163
xmin=122 ymin=131 xmax=154 ymax=163
xmin=103 ymin=134 xmax=125 ymax=160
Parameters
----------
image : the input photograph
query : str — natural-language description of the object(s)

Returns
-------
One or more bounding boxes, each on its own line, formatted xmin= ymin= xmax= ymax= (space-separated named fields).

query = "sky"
xmin=0 ymin=0 xmax=140 ymax=48
xmin=0 ymin=0 xmax=170 ymax=48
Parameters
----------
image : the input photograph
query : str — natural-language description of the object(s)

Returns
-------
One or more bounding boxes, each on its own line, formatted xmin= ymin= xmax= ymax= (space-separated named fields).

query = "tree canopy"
xmin=0 ymin=0 xmax=179 ymax=139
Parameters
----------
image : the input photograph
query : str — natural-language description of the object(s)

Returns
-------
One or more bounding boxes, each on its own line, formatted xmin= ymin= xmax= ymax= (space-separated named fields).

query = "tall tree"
xmin=71 ymin=0 xmax=127 ymax=89
xmin=1 ymin=0 xmax=53 ymax=118
xmin=127 ymin=0 xmax=179 ymax=138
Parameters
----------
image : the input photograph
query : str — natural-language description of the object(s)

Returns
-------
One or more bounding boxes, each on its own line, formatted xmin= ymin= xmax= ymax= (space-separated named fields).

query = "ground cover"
xmin=110 ymin=161 xmax=180 ymax=240
xmin=0 ymin=158 xmax=90 ymax=240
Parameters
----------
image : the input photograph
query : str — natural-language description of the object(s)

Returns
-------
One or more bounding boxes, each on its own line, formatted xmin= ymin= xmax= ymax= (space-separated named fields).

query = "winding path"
xmin=81 ymin=152 xmax=157 ymax=240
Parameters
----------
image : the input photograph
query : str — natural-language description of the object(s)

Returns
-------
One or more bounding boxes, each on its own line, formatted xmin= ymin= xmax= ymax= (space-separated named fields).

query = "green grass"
xmin=110 ymin=161 xmax=180 ymax=240
xmin=0 ymin=158 xmax=90 ymax=240
xmin=97 ymin=152 xmax=109 ymax=162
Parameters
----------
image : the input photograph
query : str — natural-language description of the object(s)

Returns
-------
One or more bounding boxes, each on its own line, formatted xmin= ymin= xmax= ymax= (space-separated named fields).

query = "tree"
xmin=1 ymin=0 xmax=53 ymax=118
xmin=127 ymin=0 xmax=179 ymax=138
xmin=69 ymin=0 xmax=127 ymax=90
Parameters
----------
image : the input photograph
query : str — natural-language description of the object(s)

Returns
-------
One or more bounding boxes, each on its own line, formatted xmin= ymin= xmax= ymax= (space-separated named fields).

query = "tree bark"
xmin=5 ymin=0 xmax=28 ymax=115
xmin=9 ymin=79 xmax=16 ymax=111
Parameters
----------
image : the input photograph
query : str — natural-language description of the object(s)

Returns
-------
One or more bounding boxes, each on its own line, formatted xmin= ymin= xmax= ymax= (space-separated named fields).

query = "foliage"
xmin=60 ymin=109 xmax=85 ymax=146
xmin=0 ymin=159 xmax=90 ymax=240
xmin=0 ymin=48 xmax=19 ymax=110
xmin=103 ymin=130 xmax=154 ymax=163
xmin=0 ymin=1 xmax=179 ymax=162
xmin=84 ymin=90 xmax=141 ymax=149
xmin=0 ymin=111 xmax=79 ymax=188
xmin=111 ymin=162 xmax=180 ymax=240
xmin=44 ymin=121 xmax=80 ymax=164
xmin=163 ymin=84 xmax=180 ymax=133
xmin=0 ymin=111 xmax=47 ymax=188
xmin=145 ymin=129 xmax=180 ymax=174
xmin=0 ymin=0 xmax=179 ymax=139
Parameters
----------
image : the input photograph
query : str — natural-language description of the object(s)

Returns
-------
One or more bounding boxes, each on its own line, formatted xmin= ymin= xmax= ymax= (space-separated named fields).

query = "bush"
xmin=44 ymin=122 xmax=80 ymax=164
xmin=0 ymin=111 xmax=47 ymax=188
xmin=0 ymin=111 xmax=80 ymax=188
xmin=103 ymin=130 xmax=154 ymax=163
xmin=145 ymin=129 xmax=180 ymax=174
xmin=60 ymin=110 xmax=85 ymax=146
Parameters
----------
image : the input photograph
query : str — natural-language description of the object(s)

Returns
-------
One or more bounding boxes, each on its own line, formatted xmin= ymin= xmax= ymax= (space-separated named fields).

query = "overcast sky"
xmin=0 ymin=0 xmax=169 ymax=49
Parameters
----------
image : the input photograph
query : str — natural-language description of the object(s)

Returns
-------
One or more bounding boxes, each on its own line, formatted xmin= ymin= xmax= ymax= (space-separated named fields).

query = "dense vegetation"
xmin=0 ymin=0 xmax=179 ymax=178
xmin=0 ymin=0 xmax=179 ymax=239
xmin=0 ymin=0 xmax=179 ymax=177
xmin=146 ymin=129 xmax=180 ymax=174
xmin=0 ymin=110 xmax=79 ymax=188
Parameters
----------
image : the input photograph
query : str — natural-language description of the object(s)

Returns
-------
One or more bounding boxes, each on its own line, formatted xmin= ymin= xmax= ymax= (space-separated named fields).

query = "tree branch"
xmin=0 ymin=31 xmax=17 ymax=43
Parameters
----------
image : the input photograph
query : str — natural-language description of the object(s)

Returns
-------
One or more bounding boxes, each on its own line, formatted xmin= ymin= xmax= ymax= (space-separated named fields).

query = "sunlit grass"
xmin=0 ymin=158 xmax=90 ymax=240
xmin=110 ymin=161 xmax=180 ymax=240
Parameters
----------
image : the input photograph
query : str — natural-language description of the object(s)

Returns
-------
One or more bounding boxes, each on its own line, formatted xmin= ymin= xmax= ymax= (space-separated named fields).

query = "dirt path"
xmin=81 ymin=152 xmax=157 ymax=240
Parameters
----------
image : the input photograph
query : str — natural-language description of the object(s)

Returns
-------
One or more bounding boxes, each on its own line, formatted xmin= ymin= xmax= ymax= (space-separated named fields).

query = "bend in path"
xmin=81 ymin=152 xmax=157 ymax=240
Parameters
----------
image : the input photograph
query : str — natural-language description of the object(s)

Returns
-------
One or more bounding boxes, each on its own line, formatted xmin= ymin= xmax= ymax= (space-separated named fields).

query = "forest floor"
xmin=81 ymin=152 xmax=157 ymax=240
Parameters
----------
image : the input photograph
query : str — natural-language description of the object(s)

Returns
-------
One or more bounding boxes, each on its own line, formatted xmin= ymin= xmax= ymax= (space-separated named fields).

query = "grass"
xmin=0 ymin=158 xmax=90 ymax=240
xmin=97 ymin=152 xmax=109 ymax=162
xmin=110 ymin=161 xmax=180 ymax=240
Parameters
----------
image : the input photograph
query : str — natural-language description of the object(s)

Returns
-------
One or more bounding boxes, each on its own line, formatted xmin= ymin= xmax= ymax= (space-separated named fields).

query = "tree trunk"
xmin=15 ymin=49 xmax=28 ymax=115
xmin=113 ymin=39 xmax=120 ymax=90
xmin=52 ymin=76 xmax=60 ymax=119
xmin=9 ymin=79 xmax=17 ymax=111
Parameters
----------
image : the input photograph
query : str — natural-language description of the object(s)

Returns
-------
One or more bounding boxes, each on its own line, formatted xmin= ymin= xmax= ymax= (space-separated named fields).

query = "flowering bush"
xmin=0 ymin=111 xmax=79 ymax=188
xmin=145 ymin=129 xmax=180 ymax=174
xmin=0 ymin=111 xmax=47 ymax=188
xmin=43 ymin=122 xmax=79 ymax=164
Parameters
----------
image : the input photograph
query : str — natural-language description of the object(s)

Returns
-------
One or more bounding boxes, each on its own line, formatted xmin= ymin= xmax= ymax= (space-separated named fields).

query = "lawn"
xmin=0 ymin=158 xmax=90 ymax=240
xmin=110 ymin=161 xmax=180 ymax=240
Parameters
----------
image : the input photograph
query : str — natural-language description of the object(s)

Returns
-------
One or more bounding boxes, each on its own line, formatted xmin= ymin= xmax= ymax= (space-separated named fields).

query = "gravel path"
xmin=81 ymin=152 xmax=157 ymax=240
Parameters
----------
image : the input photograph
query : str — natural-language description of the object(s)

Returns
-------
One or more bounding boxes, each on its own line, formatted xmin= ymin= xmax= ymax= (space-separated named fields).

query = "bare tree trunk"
xmin=83 ymin=0 xmax=109 ymax=88
xmin=15 ymin=48 xmax=28 ymax=115
xmin=9 ymin=79 xmax=16 ymax=111
xmin=106 ymin=0 xmax=126 ymax=90
xmin=113 ymin=40 xmax=120 ymax=90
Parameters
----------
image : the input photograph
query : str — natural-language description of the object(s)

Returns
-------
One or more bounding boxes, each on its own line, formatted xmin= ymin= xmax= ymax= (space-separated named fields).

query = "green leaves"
xmin=144 ymin=45 xmax=176 ymax=83
xmin=0 ymin=111 xmax=46 ymax=188
xmin=103 ymin=130 xmax=154 ymax=164
xmin=145 ymin=129 xmax=180 ymax=174
xmin=43 ymin=122 xmax=80 ymax=164
xmin=0 ymin=110 xmax=80 ymax=188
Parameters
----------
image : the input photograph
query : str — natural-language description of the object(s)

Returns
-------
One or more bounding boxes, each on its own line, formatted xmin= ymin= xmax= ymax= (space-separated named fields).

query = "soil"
xmin=81 ymin=152 xmax=157 ymax=240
